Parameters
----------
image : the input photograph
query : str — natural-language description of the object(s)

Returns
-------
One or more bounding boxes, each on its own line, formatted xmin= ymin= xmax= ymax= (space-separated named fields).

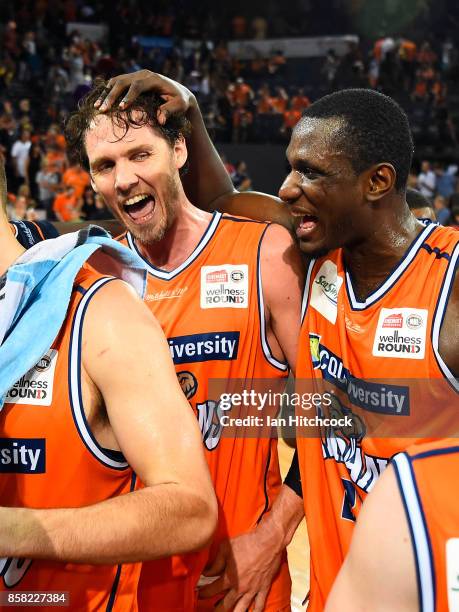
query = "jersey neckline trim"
xmin=345 ymin=223 xmax=437 ymax=310
xmin=126 ymin=211 xmax=222 ymax=281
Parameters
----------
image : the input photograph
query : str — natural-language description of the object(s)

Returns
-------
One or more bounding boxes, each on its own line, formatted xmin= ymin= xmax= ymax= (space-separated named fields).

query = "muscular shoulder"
xmin=81 ymin=278 xmax=166 ymax=373
xmin=260 ymin=223 xmax=304 ymax=289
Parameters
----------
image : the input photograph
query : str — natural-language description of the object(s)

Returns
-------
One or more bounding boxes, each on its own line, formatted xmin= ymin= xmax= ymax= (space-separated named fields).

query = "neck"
xmin=135 ymin=200 xmax=213 ymax=270
xmin=0 ymin=219 xmax=26 ymax=276
xmin=343 ymin=200 xmax=424 ymax=300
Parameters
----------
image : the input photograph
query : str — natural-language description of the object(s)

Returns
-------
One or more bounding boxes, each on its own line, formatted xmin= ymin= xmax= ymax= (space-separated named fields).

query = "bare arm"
xmin=325 ymin=465 xmax=418 ymax=612
xmin=0 ymin=280 xmax=217 ymax=563
xmin=95 ymin=70 xmax=293 ymax=229
xmin=260 ymin=222 xmax=305 ymax=371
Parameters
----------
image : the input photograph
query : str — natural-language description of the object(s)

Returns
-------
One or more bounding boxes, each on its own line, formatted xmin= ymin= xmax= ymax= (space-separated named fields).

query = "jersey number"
xmin=341 ymin=478 xmax=357 ymax=522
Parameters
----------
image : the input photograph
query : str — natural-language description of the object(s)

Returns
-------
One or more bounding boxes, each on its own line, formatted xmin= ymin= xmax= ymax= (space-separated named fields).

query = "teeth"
xmin=124 ymin=194 xmax=150 ymax=206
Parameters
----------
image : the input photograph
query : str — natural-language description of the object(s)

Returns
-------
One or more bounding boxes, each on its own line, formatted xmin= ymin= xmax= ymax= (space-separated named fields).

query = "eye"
xmin=93 ymin=162 xmax=113 ymax=174
xmin=132 ymin=151 xmax=150 ymax=161
xmin=295 ymin=167 xmax=319 ymax=180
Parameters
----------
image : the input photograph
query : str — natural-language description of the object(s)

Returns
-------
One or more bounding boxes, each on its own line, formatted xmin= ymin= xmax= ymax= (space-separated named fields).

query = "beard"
xmin=122 ymin=175 xmax=180 ymax=245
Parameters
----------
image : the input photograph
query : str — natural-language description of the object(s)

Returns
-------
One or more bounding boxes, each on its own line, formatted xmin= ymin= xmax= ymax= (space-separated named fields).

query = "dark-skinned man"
xmin=77 ymin=71 xmax=459 ymax=611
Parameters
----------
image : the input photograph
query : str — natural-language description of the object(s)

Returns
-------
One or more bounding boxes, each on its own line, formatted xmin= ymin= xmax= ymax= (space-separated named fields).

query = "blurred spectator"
xmin=11 ymin=129 xmax=32 ymax=191
xmin=232 ymin=105 xmax=253 ymax=143
xmin=25 ymin=142 xmax=43 ymax=203
xmin=220 ymin=153 xmax=236 ymax=179
xmin=231 ymin=14 xmax=247 ymax=39
xmin=434 ymin=163 xmax=457 ymax=199
xmin=62 ymin=164 xmax=90 ymax=200
xmin=9 ymin=194 xmax=28 ymax=221
xmin=417 ymin=160 xmax=436 ymax=199
xmin=270 ymin=87 xmax=288 ymax=114
xmin=251 ymin=16 xmax=268 ymax=40
xmin=232 ymin=160 xmax=252 ymax=191
xmin=53 ymin=185 xmax=80 ymax=222
xmin=450 ymin=204 xmax=459 ymax=229
xmin=90 ymin=193 xmax=114 ymax=221
xmin=406 ymin=187 xmax=436 ymax=221
xmin=36 ymin=160 xmax=60 ymax=219
xmin=291 ymin=88 xmax=310 ymax=113
xmin=282 ymin=103 xmax=301 ymax=139
xmin=433 ymin=195 xmax=452 ymax=225
xmin=322 ymin=49 xmax=339 ymax=90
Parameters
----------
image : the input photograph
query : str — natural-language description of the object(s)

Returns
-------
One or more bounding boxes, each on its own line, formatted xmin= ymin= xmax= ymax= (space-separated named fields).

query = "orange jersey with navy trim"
xmin=296 ymin=222 xmax=459 ymax=611
xmin=9 ymin=220 xmax=59 ymax=248
xmin=119 ymin=211 xmax=291 ymax=610
xmin=393 ymin=439 xmax=459 ymax=612
xmin=0 ymin=267 xmax=141 ymax=611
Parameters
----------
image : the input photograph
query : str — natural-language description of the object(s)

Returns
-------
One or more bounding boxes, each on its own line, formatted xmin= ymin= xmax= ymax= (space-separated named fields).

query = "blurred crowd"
xmin=1 ymin=0 xmax=459 ymax=223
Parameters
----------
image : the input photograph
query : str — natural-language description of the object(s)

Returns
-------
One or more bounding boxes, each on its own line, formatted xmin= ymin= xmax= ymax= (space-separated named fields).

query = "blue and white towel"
xmin=0 ymin=225 xmax=147 ymax=409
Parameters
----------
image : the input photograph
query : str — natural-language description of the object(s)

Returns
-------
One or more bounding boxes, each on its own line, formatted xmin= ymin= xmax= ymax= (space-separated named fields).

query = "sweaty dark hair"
xmin=406 ymin=187 xmax=434 ymax=210
xmin=64 ymin=78 xmax=191 ymax=171
xmin=301 ymin=89 xmax=414 ymax=192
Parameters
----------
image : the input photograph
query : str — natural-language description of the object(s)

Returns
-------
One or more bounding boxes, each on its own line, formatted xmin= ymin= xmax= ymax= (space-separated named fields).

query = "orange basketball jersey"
xmin=119 ymin=211 xmax=291 ymax=610
xmin=296 ymin=222 xmax=459 ymax=611
xmin=1 ymin=267 xmax=141 ymax=611
xmin=393 ymin=439 xmax=459 ymax=612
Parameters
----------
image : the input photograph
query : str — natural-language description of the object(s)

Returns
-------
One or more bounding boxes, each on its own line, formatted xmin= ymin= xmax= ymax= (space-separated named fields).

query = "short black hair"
xmin=301 ymin=89 xmax=414 ymax=192
xmin=406 ymin=188 xmax=434 ymax=210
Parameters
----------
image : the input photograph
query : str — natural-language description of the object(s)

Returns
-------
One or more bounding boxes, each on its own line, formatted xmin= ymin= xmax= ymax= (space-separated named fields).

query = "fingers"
xmin=202 ymin=546 xmax=227 ymax=576
xmin=95 ymin=80 xmax=130 ymax=111
xmin=197 ymin=575 xmax=226 ymax=599
xmin=214 ymin=589 xmax=245 ymax=611
xmin=156 ymin=97 xmax=187 ymax=125
xmin=252 ymin=588 xmax=270 ymax=612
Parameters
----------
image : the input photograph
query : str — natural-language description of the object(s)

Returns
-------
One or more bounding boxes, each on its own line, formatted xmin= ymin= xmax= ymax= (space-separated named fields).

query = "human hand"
xmin=198 ymin=529 xmax=283 ymax=611
xmin=94 ymin=70 xmax=196 ymax=125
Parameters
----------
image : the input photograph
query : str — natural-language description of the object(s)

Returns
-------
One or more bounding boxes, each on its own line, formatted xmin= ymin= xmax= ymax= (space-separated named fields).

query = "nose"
xmin=278 ymin=171 xmax=302 ymax=205
xmin=114 ymin=160 xmax=139 ymax=193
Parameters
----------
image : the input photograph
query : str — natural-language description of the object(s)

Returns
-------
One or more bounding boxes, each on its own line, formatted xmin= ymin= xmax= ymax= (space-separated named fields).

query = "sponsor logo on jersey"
xmin=5 ymin=349 xmax=58 ymax=406
xmin=201 ymin=265 xmax=249 ymax=309
xmin=406 ymin=313 xmax=423 ymax=329
xmin=446 ymin=539 xmax=459 ymax=611
xmin=309 ymin=334 xmax=410 ymax=415
xmin=145 ymin=287 xmax=188 ymax=302
xmin=310 ymin=260 xmax=343 ymax=324
xmin=373 ymin=308 xmax=428 ymax=359
xmin=0 ymin=438 xmax=45 ymax=473
xmin=168 ymin=332 xmax=240 ymax=365
xmin=207 ymin=270 xmax=228 ymax=283
xmin=177 ymin=371 xmax=198 ymax=399
xmin=382 ymin=313 xmax=403 ymax=328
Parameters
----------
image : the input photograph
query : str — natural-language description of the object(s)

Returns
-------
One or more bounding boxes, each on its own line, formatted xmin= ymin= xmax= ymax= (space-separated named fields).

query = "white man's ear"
xmin=174 ymin=134 xmax=188 ymax=171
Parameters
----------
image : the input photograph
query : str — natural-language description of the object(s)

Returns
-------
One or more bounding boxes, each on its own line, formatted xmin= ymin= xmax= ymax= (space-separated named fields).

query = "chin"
xmin=298 ymin=238 xmax=330 ymax=260
xmin=130 ymin=222 xmax=166 ymax=245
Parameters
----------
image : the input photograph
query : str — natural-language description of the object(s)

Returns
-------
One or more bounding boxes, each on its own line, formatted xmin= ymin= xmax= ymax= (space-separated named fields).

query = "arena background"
xmin=1 ymin=0 xmax=458 ymax=608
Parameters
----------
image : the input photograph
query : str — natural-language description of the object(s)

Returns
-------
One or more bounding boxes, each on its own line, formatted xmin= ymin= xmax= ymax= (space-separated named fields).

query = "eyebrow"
xmin=90 ymin=144 xmax=154 ymax=171
xmin=286 ymin=154 xmax=327 ymax=176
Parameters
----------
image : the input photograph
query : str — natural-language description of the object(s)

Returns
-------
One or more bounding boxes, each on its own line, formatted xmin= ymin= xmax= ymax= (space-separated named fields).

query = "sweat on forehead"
xmin=290 ymin=116 xmax=351 ymax=163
